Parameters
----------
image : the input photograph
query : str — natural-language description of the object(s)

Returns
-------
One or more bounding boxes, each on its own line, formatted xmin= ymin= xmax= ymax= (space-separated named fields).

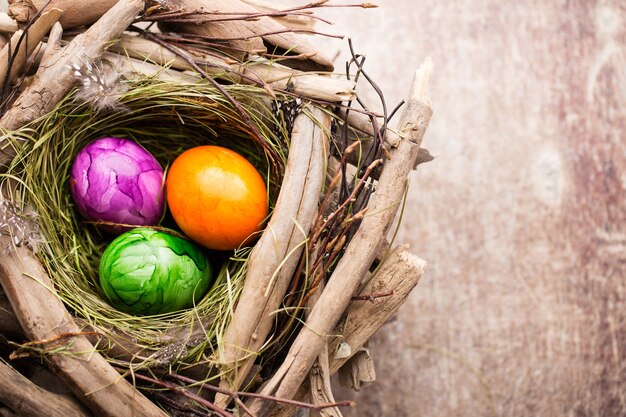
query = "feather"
xmin=0 ymin=197 xmax=41 ymax=253
xmin=69 ymin=57 xmax=129 ymax=113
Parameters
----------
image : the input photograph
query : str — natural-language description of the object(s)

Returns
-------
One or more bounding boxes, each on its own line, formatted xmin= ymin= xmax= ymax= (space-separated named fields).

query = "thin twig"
xmin=166 ymin=372 xmax=355 ymax=412
xmin=129 ymin=372 xmax=235 ymax=417
xmin=138 ymin=30 xmax=281 ymax=175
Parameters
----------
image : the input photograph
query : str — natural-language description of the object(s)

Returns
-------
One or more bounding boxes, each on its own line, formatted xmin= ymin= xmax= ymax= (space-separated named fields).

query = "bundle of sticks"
xmin=0 ymin=1 xmax=432 ymax=416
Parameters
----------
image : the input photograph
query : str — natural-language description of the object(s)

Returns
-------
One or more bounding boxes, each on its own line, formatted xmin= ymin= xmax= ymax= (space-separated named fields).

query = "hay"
xmin=0 ymin=75 xmax=298 ymax=371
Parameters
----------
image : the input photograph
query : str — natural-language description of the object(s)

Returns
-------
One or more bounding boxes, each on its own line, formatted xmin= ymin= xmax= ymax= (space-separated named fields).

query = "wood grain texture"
xmin=0 ymin=361 xmax=89 ymax=417
xmin=215 ymin=106 xmax=330 ymax=407
xmin=247 ymin=61 xmax=433 ymax=417
xmin=315 ymin=1 xmax=626 ymax=416
xmin=0 ymin=242 xmax=167 ymax=417
xmin=0 ymin=0 xmax=144 ymax=168
xmin=8 ymin=0 xmax=118 ymax=29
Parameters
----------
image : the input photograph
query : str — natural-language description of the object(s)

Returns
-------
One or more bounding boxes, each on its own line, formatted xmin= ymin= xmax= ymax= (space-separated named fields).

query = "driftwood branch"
xmin=0 ymin=13 xmax=18 ymax=33
xmin=0 ymin=242 xmax=168 ymax=417
xmin=8 ymin=0 xmax=119 ymax=29
xmin=308 ymin=285 xmax=343 ymax=417
xmin=329 ymin=245 xmax=427 ymax=373
xmin=0 ymin=8 xmax=62 ymax=92
xmin=215 ymin=106 xmax=331 ymax=407
xmin=0 ymin=361 xmax=89 ymax=417
xmin=0 ymin=0 xmax=145 ymax=169
xmin=269 ymin=244 xmax=427 ymax=417
xmin=0 ymin=289 xmax=20 ymax=335
xmin=247 ymin=58 xmax=433 ymax=417
xmin=110 ymin=34 xmax=355 ymax=102
xmin=163 ymin=0 xmax=333 ymax=72
xmin=337 ymin=346 xmax=376 ymax=391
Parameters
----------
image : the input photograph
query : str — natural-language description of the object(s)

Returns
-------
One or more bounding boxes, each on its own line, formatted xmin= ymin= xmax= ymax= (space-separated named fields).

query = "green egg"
xmin=99 ymin=228 xmax=213 ymax=315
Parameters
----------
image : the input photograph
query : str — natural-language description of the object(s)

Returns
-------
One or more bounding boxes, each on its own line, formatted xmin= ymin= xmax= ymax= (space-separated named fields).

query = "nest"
xmin=2 ymin=77 xmax=301 ymax=369
xmin=0 ymin=1 xmax=433 ymax=416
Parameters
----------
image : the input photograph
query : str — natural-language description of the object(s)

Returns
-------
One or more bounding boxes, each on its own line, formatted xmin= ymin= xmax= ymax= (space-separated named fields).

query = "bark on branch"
xmin=247 ymin=58 xmax=434 ymax=417
xmin=0 ymin=0 xmax=145 ymax=170
xmin=0 ymin=360 xmax=89 ymax=417
xmin=110 ymin=34 xmax=355 ymax=102
xmin=214 ymin=106 xmax=330 ymax=407
xmin=269 ymin=245 xmax=427 ymax=417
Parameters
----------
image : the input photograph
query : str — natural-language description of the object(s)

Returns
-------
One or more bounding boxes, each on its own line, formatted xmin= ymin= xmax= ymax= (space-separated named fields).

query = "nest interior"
xmin=1 ymin=77 xmax=301 ymax=370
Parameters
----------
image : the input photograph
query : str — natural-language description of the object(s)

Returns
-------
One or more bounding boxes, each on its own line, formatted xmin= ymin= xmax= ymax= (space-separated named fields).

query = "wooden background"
xmin=318 ymin=1 xmax=626 ymax=416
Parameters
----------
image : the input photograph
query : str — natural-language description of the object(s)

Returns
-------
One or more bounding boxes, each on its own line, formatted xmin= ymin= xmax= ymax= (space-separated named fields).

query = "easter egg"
xmin=166 ymin=145 xmax=268 ymax=251
xmin=70 ymin=137 xmax=164 ymax=233
xmin=99 ymin=228 xmax=213 ymax=315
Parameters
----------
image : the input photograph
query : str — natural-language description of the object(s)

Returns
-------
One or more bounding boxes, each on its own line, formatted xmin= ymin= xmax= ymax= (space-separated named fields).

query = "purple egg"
xmin=70 ymin=137 xmax=164 ymax=233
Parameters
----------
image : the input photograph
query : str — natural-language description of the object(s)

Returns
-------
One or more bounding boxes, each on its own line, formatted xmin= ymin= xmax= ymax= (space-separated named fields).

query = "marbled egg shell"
xmin=99 ymin=228 xmax=213 ymax=315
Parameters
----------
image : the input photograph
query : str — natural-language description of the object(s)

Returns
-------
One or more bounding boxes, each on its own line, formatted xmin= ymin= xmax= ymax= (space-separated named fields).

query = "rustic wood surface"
xmin=314 ymin=1 xmax=626 ymax=416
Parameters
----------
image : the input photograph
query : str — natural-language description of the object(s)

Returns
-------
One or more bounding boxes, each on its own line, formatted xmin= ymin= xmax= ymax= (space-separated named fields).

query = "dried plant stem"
xmin=247 ymin=58 xmax=433 ymax=417
xmin=338 ymin=108 xmax=401 ymax=147
xmin=0 ymin=242 xmax=167 ymax=417
xmin=167 ymin=372 xmax=354 ymax=414
xmin=0 ymin=360 xmax=89 ymax=417
xmin=129 ymin=372 xmax=235 ymax=417
xmin=110 ymin=34 xmax=355 ymax=102
xmin=215 ymin=106 xmax=330 ymax=407
xmin=0 ymin=0 xmax=144 ymax=169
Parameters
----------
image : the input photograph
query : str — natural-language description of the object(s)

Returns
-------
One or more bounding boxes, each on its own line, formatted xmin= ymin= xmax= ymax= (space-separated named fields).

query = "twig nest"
xmin=99 ymin=228 xmax=213 ymax=315
xmin=70 ymin=137 xmax=164 ymax=233
xmin=166 ymin=145 xmax=268 ymax=250
xmin=2 ymin=79 xmax=288 ymax=367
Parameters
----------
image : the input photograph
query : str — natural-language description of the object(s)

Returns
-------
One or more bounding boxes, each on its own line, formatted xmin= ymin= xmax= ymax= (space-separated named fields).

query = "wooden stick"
xmin=308 ymin=284 xmax=343 ymax=417
xmin=247 ymin=58 xmax=433 ymax=417
xmin=0 ymin=0 xmax=144 ymax=169
xmin=336 ymin=346 xmax=376 ymax=391
xmin=0 ymin=241 xmax=168 ymax=417
xmin=0 ymin=13 xmax=18 ymax=33
xmin=0 ymin=8 xmax=62 ymax=92
xmin=214 ymin=106 xmax=330 ymax=407
xmin=164 ymin=0 xmax=333 ymax=72
xmin=269 ymin=245 xmax=427 ymax=417
xmin=8 ymin=0 xmax=119 ymax=29
xmin=110 ymin=34 xmax=355 ymax=102
xmin=338 ymin=108 xmax=402 ymax=148
xmin=329 ymin=245 xmax=426 ymax=374
xmin=0 ymin=361 xmax=89 ymax=417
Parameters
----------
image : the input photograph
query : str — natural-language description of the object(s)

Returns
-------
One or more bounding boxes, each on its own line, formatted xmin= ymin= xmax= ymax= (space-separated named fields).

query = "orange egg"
xmin=166 ymin=145 xmax=268 ymax=250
